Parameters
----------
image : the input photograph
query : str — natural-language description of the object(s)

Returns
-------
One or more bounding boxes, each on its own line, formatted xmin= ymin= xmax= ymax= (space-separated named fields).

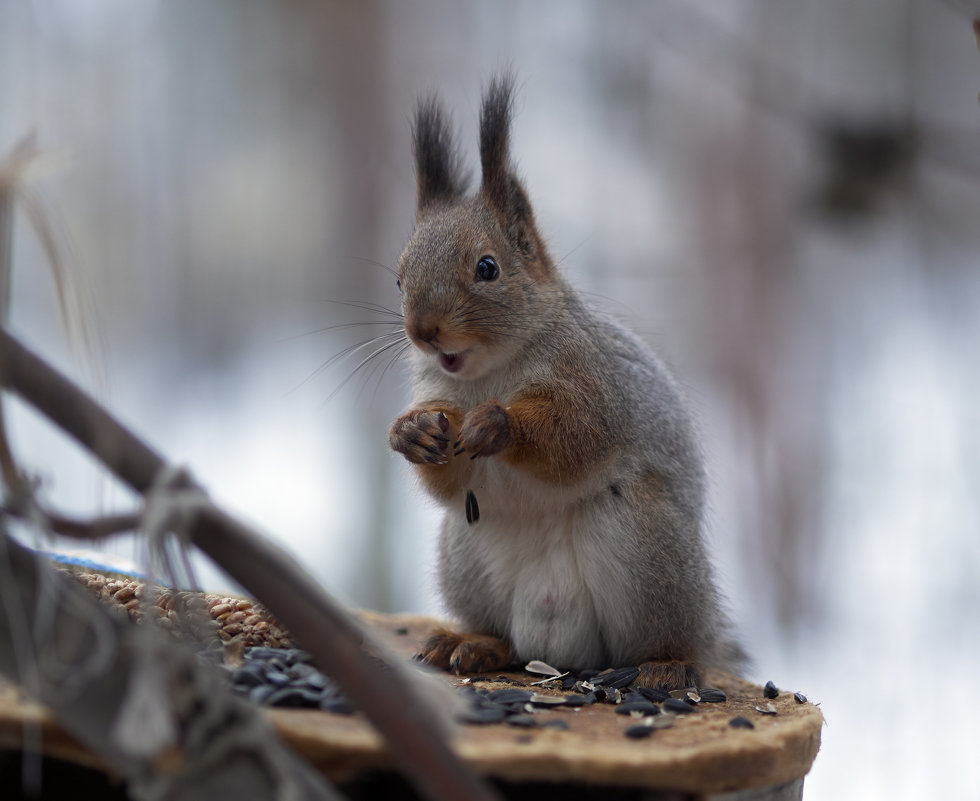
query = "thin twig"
xmin=0 ymin=504 xmax=141 ymax=539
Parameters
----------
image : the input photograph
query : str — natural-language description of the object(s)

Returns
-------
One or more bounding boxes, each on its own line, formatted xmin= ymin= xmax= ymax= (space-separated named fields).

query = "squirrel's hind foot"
xmin=635 ymin=659 xmax=702 ymax=691
xmin=415 ymin=628 xmax=514 ymax=674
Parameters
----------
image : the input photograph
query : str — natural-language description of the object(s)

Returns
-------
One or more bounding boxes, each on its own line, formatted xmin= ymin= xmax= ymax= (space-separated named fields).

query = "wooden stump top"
xmin=280 ymin=612 xmax=823 ymax=795
xmin=0 ymin=607 xmax=823 ymax=797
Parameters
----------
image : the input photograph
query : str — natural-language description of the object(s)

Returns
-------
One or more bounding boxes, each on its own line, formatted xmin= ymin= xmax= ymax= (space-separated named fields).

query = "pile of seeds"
xmin=216 ymin=649 xmax=812 ymax=743
xmin=211 ymin=647 xmax=816 ymax=751
xmin=453 ymin=665 xmax=730 ymax=739
xmin=224 ymin=646 xmax=353 ymax=712
xmin=65 ymin=570 xmax=292 ymax=648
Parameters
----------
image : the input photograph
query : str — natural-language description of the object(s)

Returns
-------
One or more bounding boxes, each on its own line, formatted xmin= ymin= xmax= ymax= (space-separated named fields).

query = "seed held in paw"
xmin=465 ymin=490 xmax=480 ymax=524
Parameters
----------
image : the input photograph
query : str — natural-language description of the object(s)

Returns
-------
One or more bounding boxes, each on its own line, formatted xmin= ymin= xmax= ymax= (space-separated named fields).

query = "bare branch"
xmin=0 ymin=327 xmax=501 ymax=801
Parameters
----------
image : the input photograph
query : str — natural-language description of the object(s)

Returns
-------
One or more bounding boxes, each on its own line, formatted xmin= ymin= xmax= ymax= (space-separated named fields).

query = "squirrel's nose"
xmin=407 ymin=317 xmax=440 ymax=348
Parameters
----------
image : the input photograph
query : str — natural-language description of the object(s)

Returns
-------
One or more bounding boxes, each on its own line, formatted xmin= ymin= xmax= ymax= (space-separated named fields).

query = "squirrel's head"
xmin=397 ymin=75 xmax=557 ymax=381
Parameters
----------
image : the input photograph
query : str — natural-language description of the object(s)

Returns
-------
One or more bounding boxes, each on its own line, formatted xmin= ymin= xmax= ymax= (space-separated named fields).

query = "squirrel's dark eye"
xmin=475 ymin=256 xmax=500 ymax=282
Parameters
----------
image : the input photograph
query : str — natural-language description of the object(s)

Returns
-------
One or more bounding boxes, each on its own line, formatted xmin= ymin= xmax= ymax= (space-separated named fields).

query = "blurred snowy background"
xmin=2 ymin=1 xmax=979 ymax=798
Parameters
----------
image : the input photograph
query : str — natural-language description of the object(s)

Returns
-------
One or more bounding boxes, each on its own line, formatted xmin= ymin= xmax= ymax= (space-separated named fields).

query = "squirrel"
xmin=388 ymin=75 xmax=742 ymax=690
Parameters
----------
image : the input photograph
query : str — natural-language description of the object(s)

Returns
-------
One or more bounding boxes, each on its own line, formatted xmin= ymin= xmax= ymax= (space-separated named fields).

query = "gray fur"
xmin=390 ymin=77 xmax=741 ymax=675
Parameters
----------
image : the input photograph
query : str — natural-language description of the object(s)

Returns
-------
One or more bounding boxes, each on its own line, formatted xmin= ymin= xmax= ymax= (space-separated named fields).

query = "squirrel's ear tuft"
xmin=479 ymin=74 xmax=541 ymax=261
xmin=479 ymin=74 xmax=516 ymax=214
xmin=413 ymin=96 xmax=468 ymax=215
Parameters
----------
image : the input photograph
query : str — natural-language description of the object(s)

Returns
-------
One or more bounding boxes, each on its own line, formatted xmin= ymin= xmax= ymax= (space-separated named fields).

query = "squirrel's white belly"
xmin=441 ymin=460 xmax=636 ymax=669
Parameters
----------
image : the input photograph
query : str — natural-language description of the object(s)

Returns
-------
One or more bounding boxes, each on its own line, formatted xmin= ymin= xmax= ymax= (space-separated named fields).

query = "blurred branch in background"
xmin=0 ymin=137 xmax=501 ymax=801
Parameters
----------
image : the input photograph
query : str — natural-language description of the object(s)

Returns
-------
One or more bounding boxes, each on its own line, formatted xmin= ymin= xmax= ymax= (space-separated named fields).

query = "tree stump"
xmin=0 ymin=593 xmax=822 ymax=800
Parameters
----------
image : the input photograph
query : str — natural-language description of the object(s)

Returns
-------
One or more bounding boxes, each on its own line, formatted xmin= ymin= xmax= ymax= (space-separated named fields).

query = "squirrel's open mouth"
xmin=438 ymin=350 xmax=468 ymax=374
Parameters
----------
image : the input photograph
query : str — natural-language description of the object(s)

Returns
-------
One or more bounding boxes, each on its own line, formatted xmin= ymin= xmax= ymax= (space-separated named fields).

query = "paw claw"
xmin=460 ymin=402 xmax=513 ymax=460
xmin=390 ymin=409 xmax=459 ymax=465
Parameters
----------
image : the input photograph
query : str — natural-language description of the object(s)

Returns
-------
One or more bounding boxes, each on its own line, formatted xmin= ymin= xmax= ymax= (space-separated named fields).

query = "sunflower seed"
xmin=763 ymin=680 xmax=779 ymax=699
xmin=668 ymin=689 xmax=701 ymax=705
xmin=539 ymin=719 xmax=569 ymax=731
xmin=506 ymin=714 xmax=537 ymax=728
xmin=530 ymin=694 xmax=572 ymax=706
xmin=729 ymin=716 xmax=755 ymax=729
xmin=296 ymin=671 xmax=331 ymax=691
xmin=267 ymin=686 xmax=322 ymax=709
xmin=525 ymin=660 xmax=563 ymax=677
xmin=624 ymin=723 xmax=655 ymax=739
xmin=794 ymin=692 xmax=807 ymax=704
xmin=265 ymin=670 xmax=291 ymax=687
xmin=231 ymin=665 xmax=266 ymax=688
xmin=465 ymin=490 xmax=480 ymax=524
xmin=560 ymin=694 xmax=591 ymax=707
xmin=615 ymin=700 xmax=660 ymax=716
xmin=487 ymin=688 xmax=533 ymax=706
xmin=594 ymin=686 xmax=622 ymax=704
xmin=245 ymin=646 xmax=283 ymax=661
xmin=249 ymin=685 xmax=276 ymax=704
xmin=697 ymin=688 xmax=728 ymax=703
xmin=636 ymin=686 xmax=671 ymax=703
xmin=592 ymin=666 xmax=640 ymax=689
xmin=663 ymin=698 xmax=695 ymax=714
xmin=755 ymin=703 xmax=778 ymax=715
xmin=457 ymin=706 xmax=506 ymax=724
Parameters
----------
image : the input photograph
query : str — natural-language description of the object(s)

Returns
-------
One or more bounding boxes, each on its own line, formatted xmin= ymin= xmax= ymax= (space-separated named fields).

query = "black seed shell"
xmin=763 ymin=680 xmax=779 ymax=699
xmin=487 ymin=688 xmax=533 ymax=705
xmin=624 ymin=723 xmax=655 ymax=739
xmin=729 ymin=716 xmax=755 ymax=729
xmin=457 ymin=706 xmax=507 ymax=724
xmin=663 ymin=698 xmax=695 ymax=714
xmin=592 ymin=666 xmax=640 ymax=689
xmin=465 ymin=490 xmax=480 ymax=524
xmin=636 ymin=686 xmax=670 ymax=703
xmin=615 ymin=700 xmax=660 ymax=716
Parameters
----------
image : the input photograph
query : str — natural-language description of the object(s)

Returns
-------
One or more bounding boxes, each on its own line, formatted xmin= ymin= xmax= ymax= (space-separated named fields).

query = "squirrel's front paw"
xmin=457 ymin=401 xmax=513 ymax=459
xmin=389 ymin=409 xmax=453 ymax=464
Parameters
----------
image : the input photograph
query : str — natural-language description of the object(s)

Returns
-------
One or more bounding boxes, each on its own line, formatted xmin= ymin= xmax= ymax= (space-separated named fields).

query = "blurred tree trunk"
xmin=283 ymin=0 xmax=398 ymax=611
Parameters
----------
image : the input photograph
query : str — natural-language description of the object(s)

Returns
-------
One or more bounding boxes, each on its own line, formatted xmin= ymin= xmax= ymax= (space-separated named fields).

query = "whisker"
xmin=358 ymin=338 xmax=414 ymax=406
xmin=318 ymin=298 xmax=404 ymax=320
xmin=555 ymin=235 xmax=591 ymax=267
xmin=322 ymin=336 xmax=410 ymax=405
xmin=279 ymin=320 xmax=403 ymax=342
xmin=289 ymin=330 xmax=405 ymax=395
xmin=347 ymin=255 xmax=400 ymax=279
